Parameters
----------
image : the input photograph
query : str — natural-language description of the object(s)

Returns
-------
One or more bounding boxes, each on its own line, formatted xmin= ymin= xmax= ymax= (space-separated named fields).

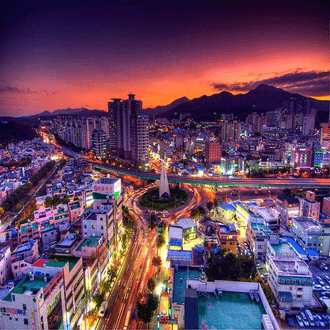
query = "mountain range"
xmin=1 ymin=85 xmax=328 ymax=124
xmin=145 ymin=84 xmax=328 ymax=122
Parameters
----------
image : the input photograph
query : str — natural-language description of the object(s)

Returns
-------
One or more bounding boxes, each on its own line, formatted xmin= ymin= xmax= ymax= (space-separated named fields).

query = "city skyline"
xmin=1 ymin=0 xmax=329 ymax=116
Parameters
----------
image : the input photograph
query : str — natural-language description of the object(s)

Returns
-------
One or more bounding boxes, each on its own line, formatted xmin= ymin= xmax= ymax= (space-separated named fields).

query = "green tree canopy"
xmin=147 ymin=278 xmax=156 ymax=292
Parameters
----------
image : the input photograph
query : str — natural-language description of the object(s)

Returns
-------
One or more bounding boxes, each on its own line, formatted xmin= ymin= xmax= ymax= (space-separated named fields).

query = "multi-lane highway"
xmin=55 ymin=143 xmax=330 ymax=188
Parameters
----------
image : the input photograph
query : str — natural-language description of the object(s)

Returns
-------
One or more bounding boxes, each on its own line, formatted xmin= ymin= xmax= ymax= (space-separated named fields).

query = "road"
xmin=57 ymin=145 xmax=330 ymax=188
xmin=96 ymin=182 xmax=200 ymax=330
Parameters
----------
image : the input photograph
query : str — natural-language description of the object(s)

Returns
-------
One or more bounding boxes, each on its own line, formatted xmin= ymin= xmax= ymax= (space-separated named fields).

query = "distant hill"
xmin=156 ymin=84 xmax=329 ymax=123
xmin=143 ymin=97 xmax=189 ymax=116
xmin=0 ymin=121 xmax=38 ymax=145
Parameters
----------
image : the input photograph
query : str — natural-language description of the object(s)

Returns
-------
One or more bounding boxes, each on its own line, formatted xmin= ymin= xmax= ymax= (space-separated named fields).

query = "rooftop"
xmin=218 ymin=223 xmax=237 ymax=234
xmin=251 ymin=222 xmax=273 ymax=235
xmin=173 ymin=267 xmax=201 ymax=305
xmin=21 ymin=222 xmax=39 ymax=233
xmin=271 ymin=241 xmax=296 ymax=256
xmin=175 ymin=218 xmax=196 ymax=230
xmin=3 ymin=275 xmax=50 ymax=301
xmin=97 ymin=178 xmax=120 ymax=185
xmin=76 ymin=236 xmax=101 ymax=251
xmin=277 ymin=195 xmax=299 ymax=204
xmin=293 ymin=216 xmax=322 ymax=231
xmin=198 ymin=292 xmax=266 ymax=330
xmin=273 ymin=259 xmax=311 ymax=276
xmin=219 ymin=203 xmax=236 ymax=212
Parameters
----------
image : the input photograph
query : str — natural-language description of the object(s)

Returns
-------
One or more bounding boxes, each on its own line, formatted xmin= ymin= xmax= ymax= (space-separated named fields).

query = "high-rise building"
xmin=302 ymin=114 xmax=315 ymax=136
xmin=92 ymin=129 xmax=107 ymax=158
xmin=204 ymin=139 xmax=222 ymax=164
xmin=131 ymin=112 xmax=149 ymax=167
xmin=108 ymin=94 xmax=143 ymax=160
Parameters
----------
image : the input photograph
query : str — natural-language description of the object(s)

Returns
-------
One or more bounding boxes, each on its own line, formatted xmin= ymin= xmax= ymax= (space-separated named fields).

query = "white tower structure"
xmin=159 ymin=160 xmax=170 ymax=198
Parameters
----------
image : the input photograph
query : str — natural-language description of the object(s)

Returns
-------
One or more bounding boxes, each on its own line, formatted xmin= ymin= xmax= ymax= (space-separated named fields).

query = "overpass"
xmin=59 ymin=146 xmax=330 ymax=189
xmin=93 ymin=163 xmax=330 ymax=189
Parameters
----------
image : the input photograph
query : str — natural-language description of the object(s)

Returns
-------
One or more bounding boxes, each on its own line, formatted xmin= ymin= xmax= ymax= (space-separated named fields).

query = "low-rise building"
xmin=10 ymin=241 xmax=39 ymax=280
xmin=174 ymin=218 xmax=197 ymax=241
xmin=275 ymin=195 xmax=300 ymax=228
xmin=55 ymin=234 xmax=79 ymax=255
xmin=299 ymin=191 xmax=320 ymax=221
xmin=30 ymin=256 xmax=85 ymax=329
xmin=0 ymin=272 xmax=65 ymax=330
xmin=73 ymin=236 xmax=108 ymax=298
xmin=246 ymin=218 xmax=273 ymax=261
xmin=216 ymin=223 xmax=238 ymax=254
xmin=19 ymin=222 xmax=40 ymax=245
xmin=268 ymin=258 xmax=313 ymax=310
xmin=291 ymin=216 xmax=324 ymax=257
xmin=40 ymin=224 xmax=57 ymax=251
xmin=0 ymin=246 xmax=11 ymax=285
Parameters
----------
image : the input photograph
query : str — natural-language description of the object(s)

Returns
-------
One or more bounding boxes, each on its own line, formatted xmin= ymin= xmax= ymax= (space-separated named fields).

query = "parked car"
xmin=317 ymin=276 xmax=325 ymax=285
xmin=313 ymin=284 xmax=322 ymax=290
xmin=321 ymin=314 xmax=329 ymax=325
xmin=300 ymin=312 xmax=309 ymax=327
xmin=314 ymin=316 xmax=320 ymax=327
xmin=324 ymin=275 xmax=330 ymax=284
xmin=296 ymin=315 xmax=304 ymax=327
xmin=315 ymin=314 xmax=325 ymax=327
xmin=287 ymin=317 xmax=293 ymax=327
xmin=323 ymin=285 xmax=330 ymax=291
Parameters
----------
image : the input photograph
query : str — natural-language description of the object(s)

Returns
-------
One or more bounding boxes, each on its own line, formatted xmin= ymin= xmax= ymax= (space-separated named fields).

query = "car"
xmin=315 ymin=314 xmax=325 ymax=327
xmin=314 ymin=316 xmax=320 ymax=327
xmin=321 ymin=263 xmax=328 ymax=270
xmin=323 ymin=285 xmax=330 ymax=291
xmin=321 ymin=291 xmax=329 ymax=296
xmin=296 ymin=315 xmax=304 ymax=327
xmin=321 ymin=314 xmax=329 ymax=325
xmin=287 ymin=317 xmax=293 ymax=327
xmin=316 ymin=276 xmax=325 ymax=285
xmin=300 ymin=312 xmax=309 ymax=327
xmin=313 ymin=284 xmax=322 ymax=290
xmin=324 ymin=275 xmax=330 ymax=284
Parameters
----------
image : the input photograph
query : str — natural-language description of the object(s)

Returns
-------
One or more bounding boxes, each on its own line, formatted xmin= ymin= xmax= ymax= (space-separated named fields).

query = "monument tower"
xmin=159 ymin=160 xmax=170 ymax=198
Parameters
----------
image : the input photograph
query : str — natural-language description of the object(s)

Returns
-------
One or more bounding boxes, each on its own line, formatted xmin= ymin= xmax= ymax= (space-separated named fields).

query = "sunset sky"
xmin=0 ymin=0 xmax=329 ymax=116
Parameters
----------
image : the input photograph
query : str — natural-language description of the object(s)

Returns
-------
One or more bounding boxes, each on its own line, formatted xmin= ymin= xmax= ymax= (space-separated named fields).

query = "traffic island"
xmin=139 ymin=188 xmax=189 ymax=211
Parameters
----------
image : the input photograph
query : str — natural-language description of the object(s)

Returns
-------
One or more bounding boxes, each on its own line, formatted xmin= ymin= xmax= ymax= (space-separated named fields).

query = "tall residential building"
xmin=302 ymin=114 xmax=315 ymax=136
xmin=131 ymin=112 xmax=149 ymax=167
xmin=108 ymin=94 xmax=144 ymax=160
xmin=204 ymin=140 xmax=222 ymax=164
xmin=92 ymin=129 xmax=107 ymax=158
xmin=222 ymin=120 xmax=241 ymax=141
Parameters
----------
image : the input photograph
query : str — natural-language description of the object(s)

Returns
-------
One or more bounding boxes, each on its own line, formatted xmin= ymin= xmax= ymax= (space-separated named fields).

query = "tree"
xmin=206 ymin=201 xmax=214 ymax=211
xmin=157 ymin=234 xmax=166 ymax=248
xmin=147 ymin=278 xmax=156 ymax=292
xmin=152 ymin=256 xmax=162 ymax=267
xmin=137 ymin=301 xmax=152 ymax=324
xmin=52 ymin=194 xmax=61 ymax=206
xmin=62 ymin=194 xmax=70 ymax=204
xmin=93 ymin=292 xmax=105 ymax=307
xmin=147 ymin=294 xmax=159 ymax=312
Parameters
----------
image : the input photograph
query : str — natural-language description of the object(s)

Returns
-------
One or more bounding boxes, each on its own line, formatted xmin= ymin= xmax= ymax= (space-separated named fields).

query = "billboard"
xmin=92 ymin=179 xmax=121 ymax=199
